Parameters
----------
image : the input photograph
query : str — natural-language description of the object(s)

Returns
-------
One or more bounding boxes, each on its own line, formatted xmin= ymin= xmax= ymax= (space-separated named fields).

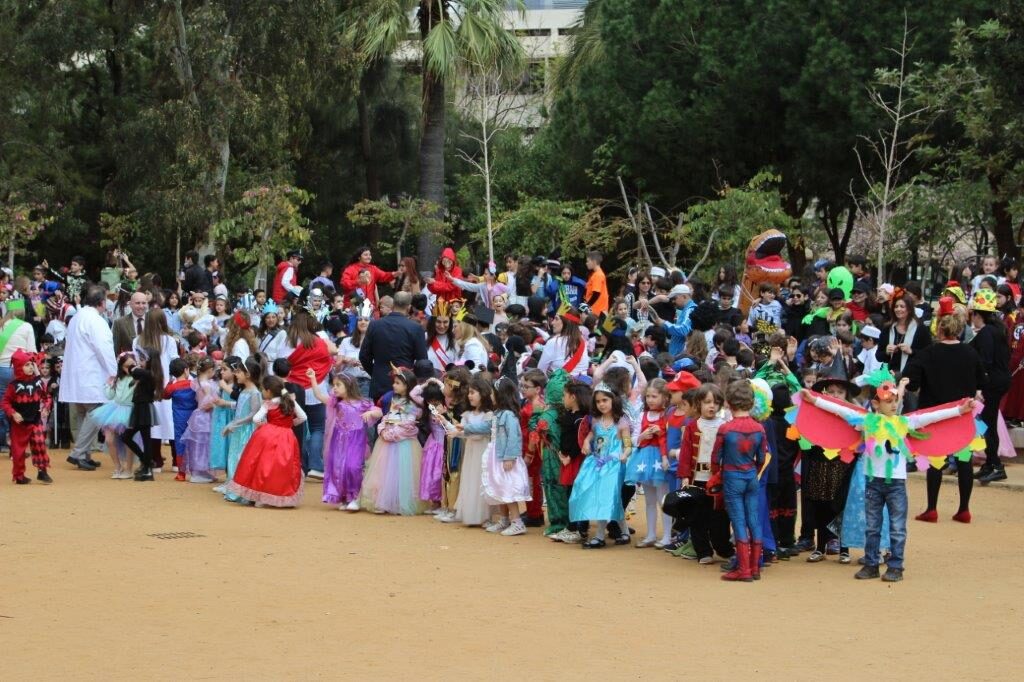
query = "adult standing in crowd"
xmin=181 ymin=250 xmax=212 ymax=297
xmin=61 ymin=285 xmax=117 ymax=470
xmin=359 ymin=291 xmax=427 ymax=400
xmin=133 ymin=307 xmax=180 ymax=470
xmin=112 ymin=290 xmax=149 ymax=356
xmin=967 ymin=290 xmax=1011 ymax=484
xmin=283 ymin=312 xmax=335 ymax=478
xmin=340 ymin=246 xmax=396 ymax=309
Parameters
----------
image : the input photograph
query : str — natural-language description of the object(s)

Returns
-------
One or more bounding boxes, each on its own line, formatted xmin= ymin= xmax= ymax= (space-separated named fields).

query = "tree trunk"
xmin=417 ymin=71 xmax=446 ymax=268
xmin=990 ymin=174 xmax=1017 ymax=259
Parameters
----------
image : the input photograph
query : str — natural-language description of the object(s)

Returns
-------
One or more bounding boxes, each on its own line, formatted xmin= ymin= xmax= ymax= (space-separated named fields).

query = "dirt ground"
xmin=1 ymin=454 xmax=1021 ymax=681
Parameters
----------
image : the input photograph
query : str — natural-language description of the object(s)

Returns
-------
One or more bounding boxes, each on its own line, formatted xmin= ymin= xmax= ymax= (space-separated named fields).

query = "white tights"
xmin=642 ymin=482 xmax=672 ymax=544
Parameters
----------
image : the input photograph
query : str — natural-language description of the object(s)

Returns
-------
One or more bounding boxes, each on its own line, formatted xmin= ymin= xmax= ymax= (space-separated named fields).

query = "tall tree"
xmin=354 ymin=0 xmax=524 ymax=266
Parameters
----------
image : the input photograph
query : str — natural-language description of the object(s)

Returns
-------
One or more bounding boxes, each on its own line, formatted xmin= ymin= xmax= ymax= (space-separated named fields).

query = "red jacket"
xmin=427 ymin=247 xmax=463 ymax=302
xmin=340 ymin=262 xmax=395 ymax=308
xmin=272 ymin=261 xmax=293 ymax=303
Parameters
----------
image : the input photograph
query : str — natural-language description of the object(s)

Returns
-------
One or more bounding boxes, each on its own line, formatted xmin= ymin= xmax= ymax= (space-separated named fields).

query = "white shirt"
xmin=537 ymin=335 xmax=590 ymax=377
xmin=254 ymin=397 xmax=308 ymax=425
xmin=0 ymin=320 xmax=36 ymax=366
xmin=230 ymin=338 xmax=252 ymax=362
xmin=456 ymin=337 xmax=488 ymax=373
xmin=59 ymin=306 xmax=118 ymax=404
xmin=280 ymin=266 xmax=303 ymax=297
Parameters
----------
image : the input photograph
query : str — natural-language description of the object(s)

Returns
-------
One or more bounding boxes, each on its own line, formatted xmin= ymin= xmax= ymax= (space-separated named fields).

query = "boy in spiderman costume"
xmin=2 ymin=349 xmax=54 ymax=484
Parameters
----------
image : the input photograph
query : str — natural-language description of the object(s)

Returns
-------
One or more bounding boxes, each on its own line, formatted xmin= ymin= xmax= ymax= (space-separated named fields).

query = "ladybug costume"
xmin=1 ymin=349 xmax=52 ymax=483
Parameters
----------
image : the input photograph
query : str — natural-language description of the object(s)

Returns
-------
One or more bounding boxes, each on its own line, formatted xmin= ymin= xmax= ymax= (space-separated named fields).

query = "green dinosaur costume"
xmin=531 ymin=370 xmax=570 ymax=535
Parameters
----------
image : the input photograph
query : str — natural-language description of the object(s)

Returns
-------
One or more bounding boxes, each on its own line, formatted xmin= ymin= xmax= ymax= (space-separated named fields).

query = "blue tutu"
xmin=89 ymin=402 xmax=133 ymax=433
xmin=624 ymin=444 xmax=675 ymax=485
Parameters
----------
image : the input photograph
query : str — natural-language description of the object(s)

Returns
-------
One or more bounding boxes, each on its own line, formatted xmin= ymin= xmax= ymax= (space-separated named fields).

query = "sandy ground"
xmin=1 ymin=454 xmax=1021 ymax=681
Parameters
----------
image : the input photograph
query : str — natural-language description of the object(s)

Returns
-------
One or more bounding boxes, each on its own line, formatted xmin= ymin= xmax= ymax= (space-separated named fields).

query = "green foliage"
xmin=98 ymin=213 xmax=140 ymax=252
xmin=682 ymin=171 xmax=793 ymax=271
xmin=212 ymin=184 xmax=313 ymax=280
xmin=486 ymin=197 xmax=589 ymax=258
xmin=347 ymin=197 xmax=447 ymax=263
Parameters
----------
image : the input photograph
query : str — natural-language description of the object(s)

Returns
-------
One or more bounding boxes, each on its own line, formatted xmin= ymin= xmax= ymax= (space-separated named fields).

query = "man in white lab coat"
xmin=60 ymin=284 xmax=118 ymax=470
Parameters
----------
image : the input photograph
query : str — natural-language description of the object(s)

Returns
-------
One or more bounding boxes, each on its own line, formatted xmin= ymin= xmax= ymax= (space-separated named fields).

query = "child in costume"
xmin=180 ymin=358 xmax=219 ymax=483
xmin=662 ymin=372 xmax=700 ymax=555
xmin=435 ymin=365 xmax=471 ymax=522
xmin=310 ymin=370 xmax=378 ymax=511
xmin=360 ymin=367 xmax=424 ymax=516
xmin=569 ymin=382 xmax=631 ymax=549
xmin=679 ymin=384 xmax=732 ymax=564
xmin=715 ymin=380 xmax=770 ymax=582
xmin=417 ymin=380 xmax=448 ymax=514
xmin=209 ymin=357 xmax=237 ymax=480
xmin=799 ymin=368 xmax=974 ymax=582
xmin=480 ymin=377 xmax=532 ymax=536
xmin=551 ymin=378 xmax=593 ymax=544
xmin=449 ymin=375 xmax=495 ymax=526
xmin=535 ymin=370 xmax=570 ymax=537
xmin=1 ymin=350 xmax=54 ymax=484
xmin=221 ymin=357 xmax=262 ymax=500
xmin=91 ymin=353 xmax=137 ymax=479
xmin=121 ymin=351 xmax=161 ymax=482
xmin=163 ymin=357 xmax=198 ymax=481
xmin=225 ymin=376 xmax=307 ymax=507
xmin=624 ymin=378 xmax=675 ymax=548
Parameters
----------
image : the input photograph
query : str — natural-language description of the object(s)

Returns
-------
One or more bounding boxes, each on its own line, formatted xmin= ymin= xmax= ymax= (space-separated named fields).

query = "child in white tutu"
xmin=481 ymin=377 xmax=532 ymax=536
xmin=90 ymin=353 xmax=137 ymax=479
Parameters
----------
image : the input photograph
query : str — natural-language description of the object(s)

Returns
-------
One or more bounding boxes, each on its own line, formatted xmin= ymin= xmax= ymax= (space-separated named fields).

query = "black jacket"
xmin=359 ymin=313 xmax=428 ymax=399
xmin=182 ymin=264 xmax=213 ymax=297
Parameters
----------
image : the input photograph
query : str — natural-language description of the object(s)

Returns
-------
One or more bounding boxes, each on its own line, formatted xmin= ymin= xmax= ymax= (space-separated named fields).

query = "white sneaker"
xmin=212 ymin=484 xmax=226 ymax=494
xmin=152 ymin=468 xmax=162 ymax=474
xmin=501 ymin=521 xmax=527 ymax=536
xmin=111 ymin=471 xmax=122 ymax=480
xmin=439 ymin=512 xmax=459 ymax=524
xmin=486 ymin=519 xmax=511 ymax=533
xmin=560 ymin=531 xmax=582 ymax=544
xmin=115 ymin=471 xmax=134 ymax=480
xmin=345 ymin=500 xmax=360 ymax=512
xmin=189 ymin=475 xmax=214 ymax=484
xmin=307 ymin=470 xmax=324 ymax=481
xmin=171 ymin=465 xmax=179 ymax=473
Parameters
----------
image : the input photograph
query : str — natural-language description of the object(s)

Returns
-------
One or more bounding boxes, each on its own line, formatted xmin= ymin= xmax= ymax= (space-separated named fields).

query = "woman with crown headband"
xmin=426 ymin=299 xmax=455 ymax=374
xmin=257 ymin=300 xmax=286 ymax=359
xmin=537 ymin=305 xmax=590 ymax=377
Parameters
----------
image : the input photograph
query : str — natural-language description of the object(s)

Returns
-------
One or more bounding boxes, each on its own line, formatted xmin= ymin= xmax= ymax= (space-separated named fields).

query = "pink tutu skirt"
xmin=481 ymin=444 xmax=532 ymax=506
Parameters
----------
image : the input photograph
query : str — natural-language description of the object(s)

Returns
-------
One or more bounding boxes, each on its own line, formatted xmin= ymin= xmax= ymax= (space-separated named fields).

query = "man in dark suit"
xmin=113 ymin=291 xmax=150 ymax=355
xmin=359 ymin=291 xmax=428 ymax=400
xmin=181 ymin=251 xmax=209 ymax=297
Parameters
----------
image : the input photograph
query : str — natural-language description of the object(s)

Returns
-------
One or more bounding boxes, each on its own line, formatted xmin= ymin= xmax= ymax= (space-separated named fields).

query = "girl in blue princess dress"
xmin=569 ymin=383 xmax=632 ymax=549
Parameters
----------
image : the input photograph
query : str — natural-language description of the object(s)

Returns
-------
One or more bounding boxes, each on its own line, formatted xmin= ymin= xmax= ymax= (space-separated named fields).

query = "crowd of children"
xmin=3 ymin=246 xmax=1017 ymax=586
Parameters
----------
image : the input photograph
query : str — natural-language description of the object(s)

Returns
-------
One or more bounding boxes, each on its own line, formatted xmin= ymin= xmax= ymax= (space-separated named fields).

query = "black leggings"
xmin=926 ymin=463 xmax=973 ymax=513
xmin=606 ymin=483 xmax=637 ymax=538
xmin=122 ymin=426 xmax=156 ymax=469
xmin=980 ymin=388 xmax=1005 ymax=468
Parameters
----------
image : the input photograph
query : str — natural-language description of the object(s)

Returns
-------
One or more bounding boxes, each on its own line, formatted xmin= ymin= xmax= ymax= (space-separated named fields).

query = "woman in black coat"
xmin=903 ymin=313 xmax=987 ymax=523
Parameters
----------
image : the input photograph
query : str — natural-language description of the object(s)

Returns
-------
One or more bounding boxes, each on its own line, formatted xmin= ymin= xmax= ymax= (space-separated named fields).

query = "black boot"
xmin=977 ymin=465 xmax=1007 ymax=485
xmin=14 ymin=476 xmax=31 ymax=485
xmin=134 ymin=467 xmax=154 ymax=482
xmin=37 ymin=469 xmax=53 ymax=484
xmin=973 ymin=463 xmax=993 ymax=480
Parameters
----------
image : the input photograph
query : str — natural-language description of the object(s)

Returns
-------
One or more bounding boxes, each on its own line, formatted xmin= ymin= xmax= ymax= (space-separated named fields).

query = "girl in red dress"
xmin=225 ymin=376 xmax=308 ymax=508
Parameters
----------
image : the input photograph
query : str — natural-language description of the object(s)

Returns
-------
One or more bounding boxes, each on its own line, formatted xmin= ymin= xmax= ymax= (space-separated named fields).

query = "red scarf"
xmin=287 ymin=337 xmax=333 ymax=389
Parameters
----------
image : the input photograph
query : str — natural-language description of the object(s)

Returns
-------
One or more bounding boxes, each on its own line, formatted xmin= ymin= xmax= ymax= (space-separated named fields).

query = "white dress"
xmin=537 ymin=335 xmax=590 ymax=377
xmin=133 ymin=334 xmax=179 ymax=440
xmin=456 ymin=337 xmax=488 ymax=373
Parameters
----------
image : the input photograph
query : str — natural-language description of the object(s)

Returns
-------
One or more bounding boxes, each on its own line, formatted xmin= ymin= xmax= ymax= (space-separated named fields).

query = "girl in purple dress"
xmin=309 ymin=369 xmax=380 ymax=511
xmin=180 ymin=358 xmax=218 ymax=483
xmin=415 ymin=380 xmax=448 ymax=514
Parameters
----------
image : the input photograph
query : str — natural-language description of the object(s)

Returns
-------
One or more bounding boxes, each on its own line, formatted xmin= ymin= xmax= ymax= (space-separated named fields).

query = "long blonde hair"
xmin=454 ymin=319 xmax=490 ymax=353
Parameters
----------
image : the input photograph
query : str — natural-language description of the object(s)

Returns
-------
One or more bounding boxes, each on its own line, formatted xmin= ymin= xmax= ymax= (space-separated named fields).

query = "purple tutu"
xmin=180 ymin=408 xmax=214 ymax=483
xmin=322 ymin=420 xmax=370 ymax=505
xmin=419 ymin=423 xmax=445 ymax=503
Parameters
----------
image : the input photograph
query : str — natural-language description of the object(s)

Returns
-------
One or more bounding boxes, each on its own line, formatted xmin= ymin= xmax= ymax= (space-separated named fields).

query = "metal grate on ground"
xmin=147 ymin=531 xmax=205 ymax=540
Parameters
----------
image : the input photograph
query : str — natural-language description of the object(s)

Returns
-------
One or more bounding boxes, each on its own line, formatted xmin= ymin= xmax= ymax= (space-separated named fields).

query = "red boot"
xmin=174 ymin=456 xmax=186 ymax=482
xmin=749 ymin=541 xmax=763 ymax=580
xmin=722 ymin=540 xmax=752 ymax=582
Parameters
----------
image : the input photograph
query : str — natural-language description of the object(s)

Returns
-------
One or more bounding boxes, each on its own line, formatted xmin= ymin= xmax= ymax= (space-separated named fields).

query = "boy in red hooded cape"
xmin=426 ymin=247 xmax=463 ymax=303
xmin=2 ymin=349 xmax=53 ymax=484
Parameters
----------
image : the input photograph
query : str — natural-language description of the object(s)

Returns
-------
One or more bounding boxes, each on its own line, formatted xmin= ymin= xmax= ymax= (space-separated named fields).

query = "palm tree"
xmin=355 ymin=0 xmax=524 ymax=267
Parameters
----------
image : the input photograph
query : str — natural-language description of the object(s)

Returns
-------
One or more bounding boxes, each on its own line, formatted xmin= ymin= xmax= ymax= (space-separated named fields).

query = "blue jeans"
xmin=864 ymin=477 xmax=907 ymax=570
xmin=302 ymin=402 xmax=326 ymax=473
xmin=723 ymin=473 xmax=761 ymax=543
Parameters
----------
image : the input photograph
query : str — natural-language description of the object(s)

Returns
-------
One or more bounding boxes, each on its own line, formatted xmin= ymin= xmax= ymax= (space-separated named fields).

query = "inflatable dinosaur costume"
xmin=740 ymin=229 xmax=792 ymax=313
